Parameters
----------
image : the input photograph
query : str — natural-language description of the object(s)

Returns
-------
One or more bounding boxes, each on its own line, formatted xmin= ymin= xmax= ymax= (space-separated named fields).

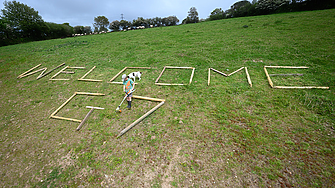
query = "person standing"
xmin=122 ymin=74 xmax=135 ymax=109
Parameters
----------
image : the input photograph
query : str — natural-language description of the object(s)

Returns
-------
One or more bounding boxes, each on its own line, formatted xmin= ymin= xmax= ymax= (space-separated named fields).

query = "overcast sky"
xmin=1 ymin=0 xmax=243 ymax=27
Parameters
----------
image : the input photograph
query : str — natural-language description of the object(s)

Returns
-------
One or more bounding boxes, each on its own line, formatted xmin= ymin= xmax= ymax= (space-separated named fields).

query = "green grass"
xmin=1 ymin=9 xmax=335 ymax=187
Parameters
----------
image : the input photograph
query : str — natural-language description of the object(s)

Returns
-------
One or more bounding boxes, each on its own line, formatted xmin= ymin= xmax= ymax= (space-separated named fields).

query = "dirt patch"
xmin=57 ymin=149 xmax=76 ymax=169
xmin=161 ymin=146 xmax=181 ymax=188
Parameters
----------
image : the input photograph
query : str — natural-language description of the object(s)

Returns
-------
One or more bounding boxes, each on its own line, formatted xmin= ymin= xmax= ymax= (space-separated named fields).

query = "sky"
xmin=1 ymin=0 xmax=242 ymax=28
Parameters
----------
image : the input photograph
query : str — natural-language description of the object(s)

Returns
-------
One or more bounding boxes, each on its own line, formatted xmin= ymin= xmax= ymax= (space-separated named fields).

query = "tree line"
xmin=109 ymin=16 xmax=179 ymax=32
xmin=206 ymin=0 xmax=335 ymax=22
xmin=0 ymin=1 xmax=180 ymax=46
xmin=1 ymin=0 xmax=334 ymax=46
xmin=91 ymin=15 xmax=179 ymax=32
xmin=0 ymin=1 xmax=74 ymax=46
xmin=182 ymin=0 xmax=335 ymax=23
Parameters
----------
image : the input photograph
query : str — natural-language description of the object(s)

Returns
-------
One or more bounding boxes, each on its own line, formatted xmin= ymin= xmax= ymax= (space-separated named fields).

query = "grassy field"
xmin=0 ymin=9 xmax=334 ymax=187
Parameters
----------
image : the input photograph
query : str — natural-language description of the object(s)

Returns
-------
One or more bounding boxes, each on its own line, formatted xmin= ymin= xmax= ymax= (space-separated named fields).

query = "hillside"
xmin=0 ymin=9 xmax=334 ymax=187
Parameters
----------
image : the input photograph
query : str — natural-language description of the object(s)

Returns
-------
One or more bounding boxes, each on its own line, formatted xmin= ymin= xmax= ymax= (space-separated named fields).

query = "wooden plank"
xmin=189 ymin=68 xmax=195 ymax=85
xmin=108 ymin=81 xmax=138 ymax=85
xmin=79 ymin=66 xmax=96 ymax=79
xmin=68 ymin=67 xmax=86 ymax=69
xmin=269 ymin=73 xmax=303 ymax=77
xmin=86 ymin=106 xmax=104 ymax=110
xmin=245 ymin=67 xmax=252 ymax=87
xmin=37 ymin=68 xmax=48 ymax=78
xmin=17 ymin=64 xmax=41 ymax=78
xmin=76 ymin=108 xmax=94 ymax=131
xmin=50 ymin=66 xmax=69 ymax=79
xmin=50 ymin=115 xmax=82 ymax=123
xmin=264 ymin=66 xmax=273 ymax=88
xmin=264 ymin=66 xmax=309 ymax=69
xmin=78 ymin=66 xmax=103 ymax=82
xmin=50 ymin=93 xmax=77 ymax=117
xmin=76 ymin=92 xmax=105 ymax=96
xmin=117 ymin=101 xmax=165 ymax=138
xmin=128 ymin=67 xmax=151 ymax=69
xmin=109 ymin=67 xmax=127 ymax=82
xmin=78 ymin=79 xmax=103 ymax=82
xmin=164 ymin=66 xmax=194 ymax=69
xmin=49 ymin=79 xmax=70 ymax=81
xmin=109 ymin=81 xmax=123 ymax=84
xmin=210 ymin=68 xmax=228 ymax=77
xmin=274 ymin=86 xmax=329 ymax=89
xmin=227 ymin=67 xmax=244 ymax=77
xmin=208 ymin=68 xmax=211 ymax=86
xmin=155 ymin=66 xmax=166 ymax=83
xmin=133 ymin=95 xmax=165 ymax=102
xmin=61 ymin=71 xmax=75 ymax=74
xmin=19 ymin=68 xmax=46 ymax=78
xmin=37 ymin=63 xmax=66 ymax=80
xmin=155 ymin=83 xmax=185 ymax=86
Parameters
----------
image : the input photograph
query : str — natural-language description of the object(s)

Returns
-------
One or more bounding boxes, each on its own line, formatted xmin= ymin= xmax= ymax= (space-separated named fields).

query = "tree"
xmin=0 ymin=17 xmax=13 ymax=46
xmin=93 ymin=16 xmax=109 ymax=32
xmin=256 ymin=0 xmax=290 ymax=13
xmin=83 ymin=26 xmax=92 ymax=34
xmin=182 ymin=17 xmax=190 ymax=24
xmin=62 ymin=23 xmax=74 ymax=35
xmin=74 ymin=26 xmax=84 ymax=34
xmin=120 ymin=20 xmax=131 ymax=30
xmin=44 ymin=22 xmax=73 ymax=39
xmin=146 ymin=18 xmax=155 ymax=27
xmin=154 ymin=17 xmax=162 ymax=27
xmin=170 ymin=16 xmax=179 ymax=26
xmin=161 ymin=17 xmax=167 ymax=26
xmin=109 ymin=20 xmax=120 ymax=31
xmin=163 ymin=16 xmax=179 ymax=26
xmin=132 ymin=17 xmax=146 ymax=27
xmin=208 ymin=8 xmax=226 ymax=21
xmin=230 ymin=0 xmax=252 ymax=17
xmin=183 ymin=7 xmax=199 ymax=24
xmin=1 ymin=0 xmax=46 ymax=40
xmin=188 ymin=7 xmax=199 ymax=23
